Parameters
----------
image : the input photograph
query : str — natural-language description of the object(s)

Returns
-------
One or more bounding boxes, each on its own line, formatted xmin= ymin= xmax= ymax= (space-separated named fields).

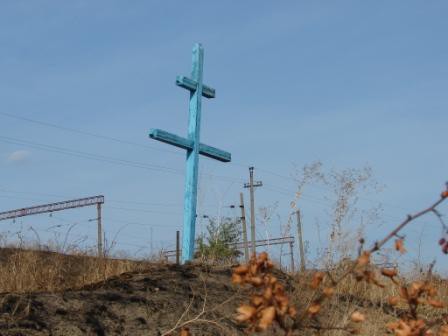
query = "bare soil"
xmin=0 ymin=250 xmax=445 ymax=336
xmin=0 ymin=263 xmax=263 ymax=336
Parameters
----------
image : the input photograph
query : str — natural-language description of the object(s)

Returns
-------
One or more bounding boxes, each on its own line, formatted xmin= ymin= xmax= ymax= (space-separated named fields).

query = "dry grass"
xmin=230 ymin=254 xmax=448 ymax=336
xmin=228 ymin=187 xmax=448 ymax=335
xmin=0 ymin=246 xmax=446 ymax=335
xmin=0 ymin=247 xmax=150 ymax=293
xmin=289 ymin=264 xmax=448 ymax=335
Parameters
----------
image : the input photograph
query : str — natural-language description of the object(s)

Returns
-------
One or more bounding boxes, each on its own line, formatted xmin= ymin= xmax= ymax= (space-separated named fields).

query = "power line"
xmin=253 ymin=167 xmax=411 ymax=213
xmin=0 ymin=191 xmax=183 ymax=218
xmin=0 ymin=112 xmax=420 ymax=218
xmin=0 ymin=180 xmax=404 ymax=224
xmin=0 ymin=135 xmax=183 ymax=174
xmin=104 ymin=205 xmax=182 ymax=216
xmin=0 ymin=188 xmax=184 ymax=208
xmin=207 ymin=155 xmax=411 ymax=214
xmin=0 ymin=111 xmax=182 ymax=156
xmin=104 ymin=218 xmax=177 ymax=229
xmin=263 ymin=184 xmax=406 ymax=223
xmin=0 ymin=135 xmax=245 ymax=184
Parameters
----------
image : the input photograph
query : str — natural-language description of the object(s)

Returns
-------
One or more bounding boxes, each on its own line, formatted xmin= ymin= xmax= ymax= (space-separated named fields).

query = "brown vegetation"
xmin=227 ymin=185 xmax=448 ymax=335
xmin=0 ymin=247 xmax=446 ymax=335
xmin=0 ymin=248 xmax=149 ymax=293
xmin=0 ymin=183 xmax=446 ymax=335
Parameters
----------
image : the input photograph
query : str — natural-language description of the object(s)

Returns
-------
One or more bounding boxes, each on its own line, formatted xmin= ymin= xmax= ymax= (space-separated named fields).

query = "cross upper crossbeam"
xmin=176 ymin=76 xmax=215 ymax=99
xmin=149 ymin=129 xmax=231 ymax=162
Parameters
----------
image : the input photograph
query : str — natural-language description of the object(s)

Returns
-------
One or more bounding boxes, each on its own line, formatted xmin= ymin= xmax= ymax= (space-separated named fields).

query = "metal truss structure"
xmin=0 ymin=195 xmax=104 ymax=221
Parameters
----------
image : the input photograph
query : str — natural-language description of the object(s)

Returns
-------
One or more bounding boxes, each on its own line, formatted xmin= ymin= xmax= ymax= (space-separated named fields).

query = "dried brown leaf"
xmin=395 ymin=239 xmax=407 ymax=254
xmin=357 ymin=252 xmax=371 ymax=266
xmin=388 ymin=296 xmax=400 ymax=306
xmin=258 ymin=306 xmax=276 ymax=330
xmin=307 ymin=302 xmax=321 ymax=316
xmin=381 ymin=268 xmax=398 ymax=278
xmin=251 ymin=295 xmax=264 ymax=307
xmin=236 ymin=305 xmax=257 ymax=322
xmin=231 ymin=273 xmax=243 ymax=284
xmin=233 ymin=265 xmax=249 ymax=275
xmin=323 ymin=287 xmax=335 ymax=297
xmin=311 ymin=272 xmax=325 ymax=289
xmin=180 ymin=327 xmax=191 ymax=336
xmin=350 ymin=311 xmax=365 ymax=323
xmin=427 ymin=299 xmax=445 ymax=308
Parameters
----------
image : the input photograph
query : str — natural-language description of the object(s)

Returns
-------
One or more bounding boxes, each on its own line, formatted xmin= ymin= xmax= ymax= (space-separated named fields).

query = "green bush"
xmin=196 ymin=217 xmax=241 ymax=263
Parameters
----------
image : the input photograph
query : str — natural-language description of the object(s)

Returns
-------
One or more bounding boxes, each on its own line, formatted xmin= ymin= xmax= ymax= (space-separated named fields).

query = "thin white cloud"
xmin=6 ymin=150 xmax=30 ymax=163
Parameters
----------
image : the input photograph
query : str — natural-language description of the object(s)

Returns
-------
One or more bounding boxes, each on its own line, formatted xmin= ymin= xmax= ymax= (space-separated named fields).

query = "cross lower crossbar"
xmin=149 ymin=129 xmax=231 ymax=162
xmin=176 ymin=76 xmax=215 ymax=99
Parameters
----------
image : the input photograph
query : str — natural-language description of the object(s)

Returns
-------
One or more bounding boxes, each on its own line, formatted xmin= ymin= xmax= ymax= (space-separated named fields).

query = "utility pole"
xmin=244 ymin=166 xmax=262 ymax=256
xmin=296 ymin=210 xmax=306 ymax=272
xmin=289 ymin=241 xmax=295 ymax=273
xmin=97 ymin=203 xmax=103 ymax=257
xmin=239 ymin=193 xmax=250 ymax=263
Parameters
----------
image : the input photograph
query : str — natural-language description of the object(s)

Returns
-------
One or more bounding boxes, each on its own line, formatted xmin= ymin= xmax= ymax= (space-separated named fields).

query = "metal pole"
xmin=249 ymin=167 xmax=256 ymax=256
xmin=296 ymin=210 xmax=306 ymax=271
xmin=176 ymin=230 xmax=180 ymax=265
xmin=239 ymin=192 xmax=250 ymax=263
xmin=97 ymin=203 xmax=103 ymax=257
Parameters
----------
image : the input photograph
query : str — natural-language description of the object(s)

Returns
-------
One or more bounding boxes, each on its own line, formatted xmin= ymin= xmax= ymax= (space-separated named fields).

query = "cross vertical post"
xmin=183 ymin=44 xmax=203 ymax=262
xmin=148 ymin=43 xmax=231 ymax=263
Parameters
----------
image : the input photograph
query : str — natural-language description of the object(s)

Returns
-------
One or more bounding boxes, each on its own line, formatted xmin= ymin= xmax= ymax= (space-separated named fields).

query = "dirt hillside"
xmin=0 ymin=251 xmax=446 ymax=336
xmin=0 ymin=263 xmax=257 ymax=336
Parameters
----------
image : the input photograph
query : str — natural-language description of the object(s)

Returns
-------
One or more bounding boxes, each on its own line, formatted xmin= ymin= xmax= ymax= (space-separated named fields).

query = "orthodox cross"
xmin=149 ymin=43 xmax=231 ymax=263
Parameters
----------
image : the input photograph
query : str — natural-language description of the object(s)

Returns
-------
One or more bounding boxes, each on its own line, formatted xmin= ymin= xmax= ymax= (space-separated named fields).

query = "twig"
xmin=161 ymin=275 xmax=233 ymax=335
xmin=294 ymin=192 xmax=448 ymax=328
xmin=371 ymin=196 xmax=446 ymax=252
xmin=161 ymin=290 xmax=196 ymax=335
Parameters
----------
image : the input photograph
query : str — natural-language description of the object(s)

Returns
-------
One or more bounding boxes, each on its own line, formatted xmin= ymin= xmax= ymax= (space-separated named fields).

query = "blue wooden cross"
xmin=149 ymin=43 xmax=231 ymax=263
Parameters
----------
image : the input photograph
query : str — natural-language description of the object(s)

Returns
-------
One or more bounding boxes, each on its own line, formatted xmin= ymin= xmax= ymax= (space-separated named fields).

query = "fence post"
xmin=176 ymin=230 xmax=180 ymax=265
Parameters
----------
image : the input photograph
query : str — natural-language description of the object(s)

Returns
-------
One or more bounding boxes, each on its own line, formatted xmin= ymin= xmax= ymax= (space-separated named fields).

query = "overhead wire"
xmin=104 ymin=205 xmax=182 ymax=216
xmin=104 ymin=217 xmax=179 ymax=229
xmin=0 ymin=111 xmax=182 ymax=156
xmin=0 ymin=187 xmax=182 ymax=208
xmin=0 ymin=110 xmax=421 ymax=214
xmin=0 ymin=112 xmax=429 ymax=234
xmin=0 ymin=135 xmax=245 ymax=184
xmin=0 ymin=135 xmax=183 ymax=174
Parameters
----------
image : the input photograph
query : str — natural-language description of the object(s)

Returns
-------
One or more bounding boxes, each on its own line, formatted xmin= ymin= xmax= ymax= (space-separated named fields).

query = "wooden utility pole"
xmin=239 ymin=193 xmax=250 ymax=263
xmin=97 ymin=203 xmax=103 ymax=257
xmin=176 ymin=230 xmax=180 ymax=265
xmin=296 ymin=210 xmax=306 ymax=272
xmin=244 ymin=166 xmax=263 ymax=256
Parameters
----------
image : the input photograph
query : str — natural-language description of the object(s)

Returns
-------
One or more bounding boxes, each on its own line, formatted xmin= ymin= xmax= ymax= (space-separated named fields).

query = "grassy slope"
xmin=0 ymin=249 xmax=446 ymax=335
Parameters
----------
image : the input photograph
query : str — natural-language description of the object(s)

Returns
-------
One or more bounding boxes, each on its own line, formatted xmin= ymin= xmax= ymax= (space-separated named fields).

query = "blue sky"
xmin=0 ymin=1 xmax=447 ymax=270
